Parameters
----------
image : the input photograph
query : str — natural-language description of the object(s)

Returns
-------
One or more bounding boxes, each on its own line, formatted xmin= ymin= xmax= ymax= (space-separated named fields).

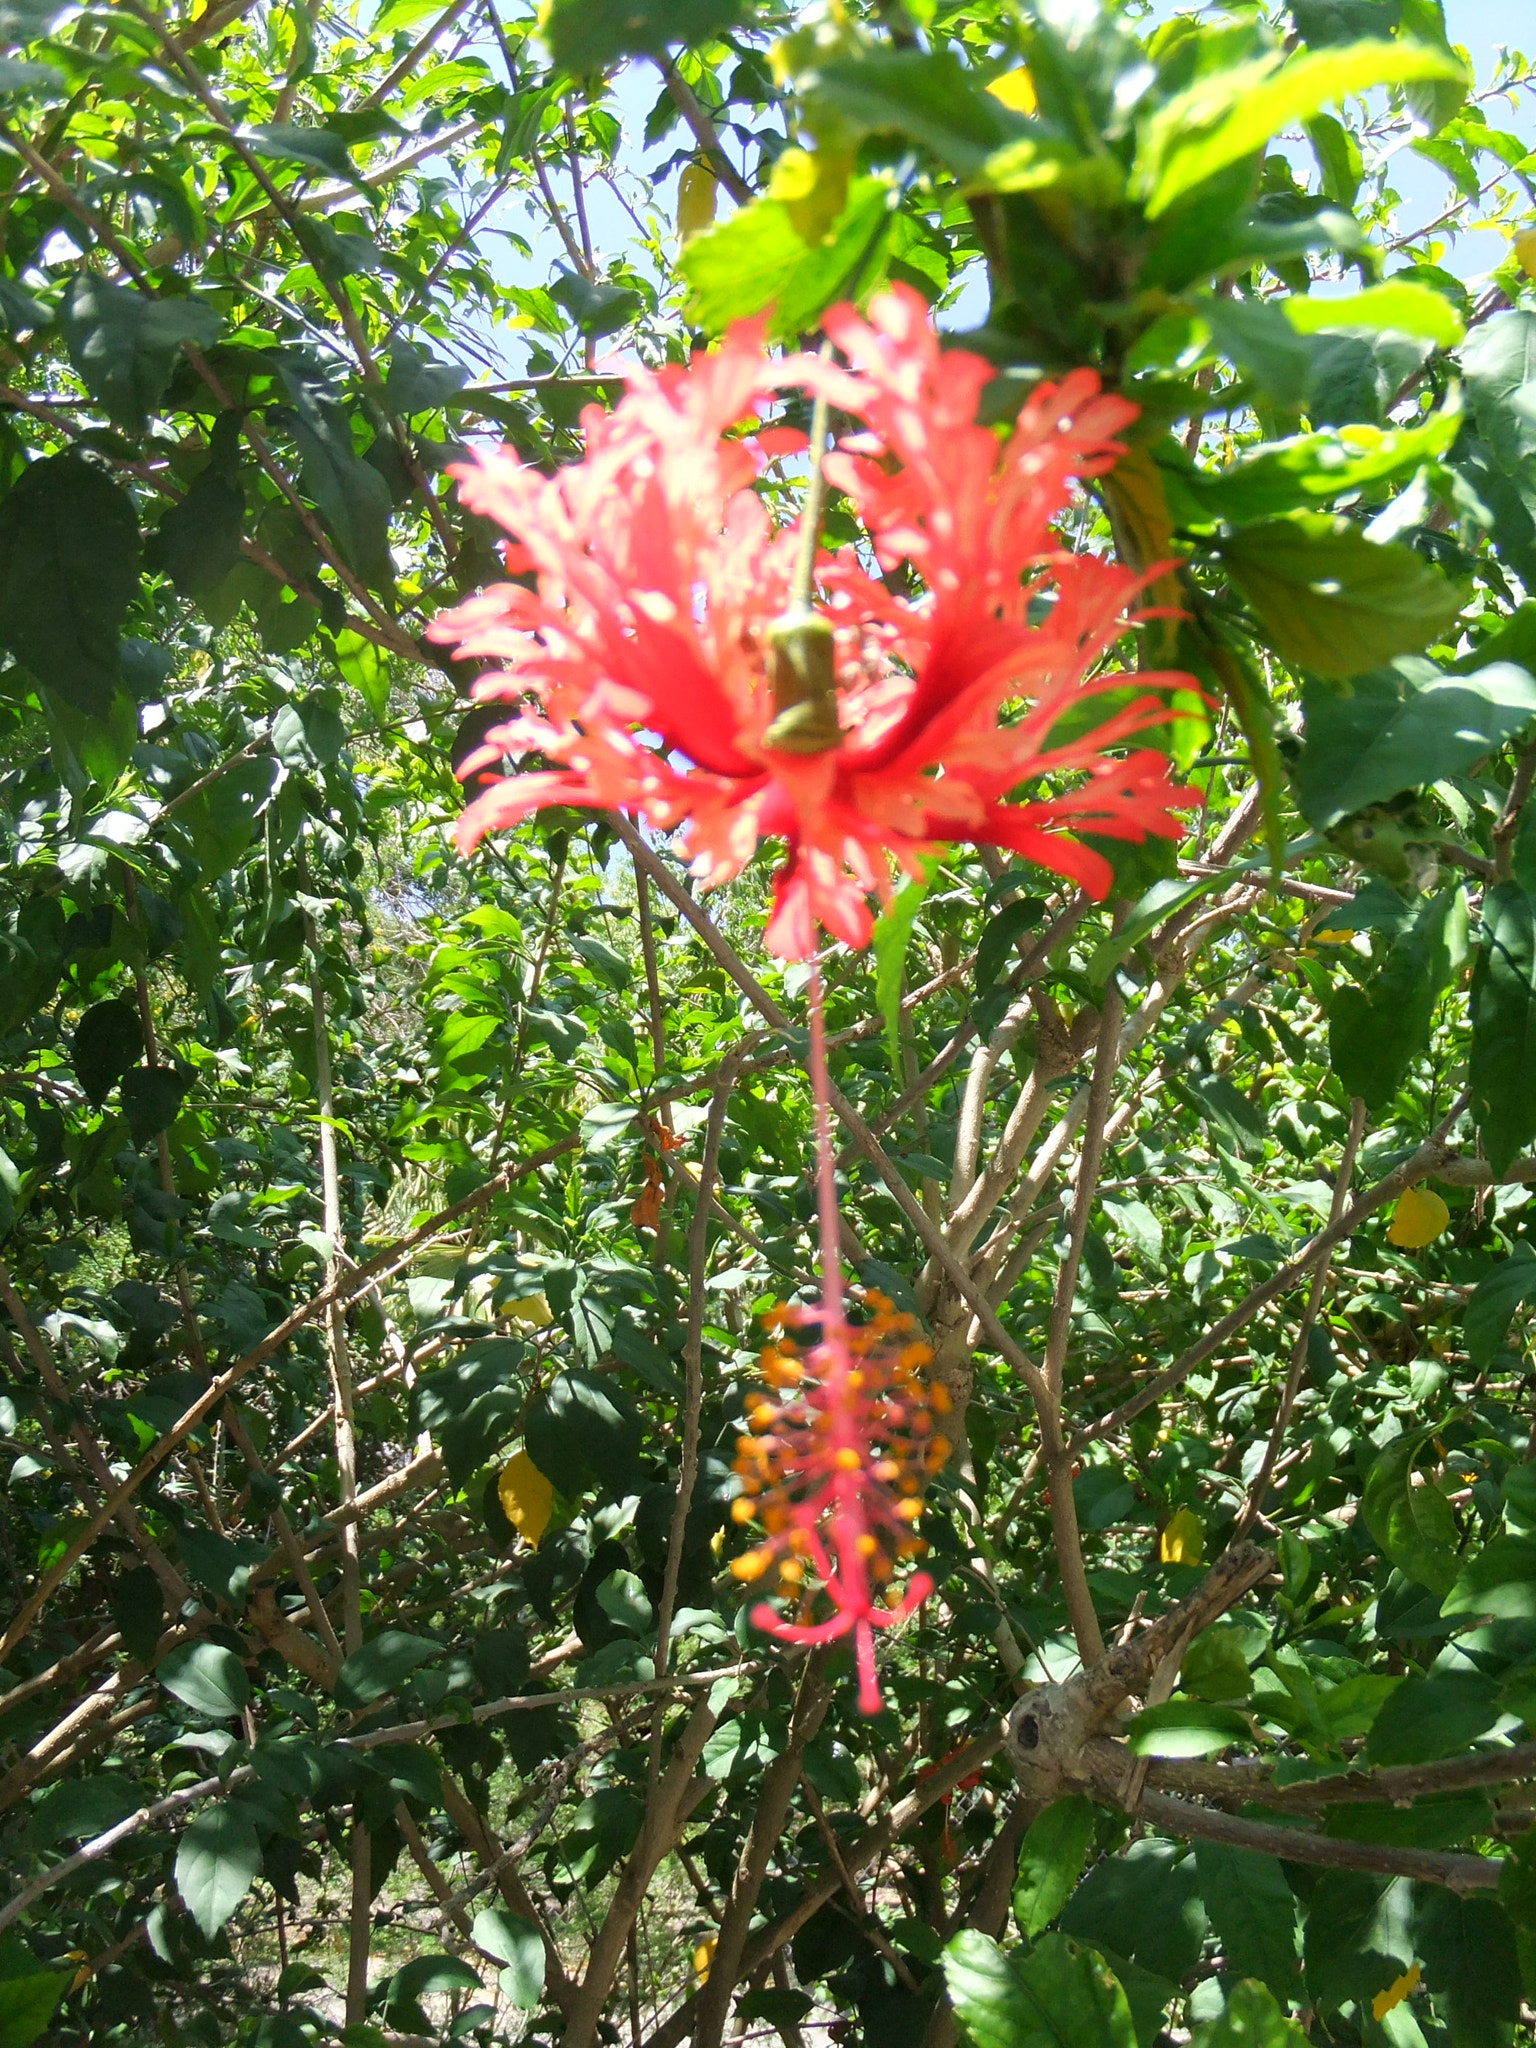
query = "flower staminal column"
xmin=730 ymin=968 xmax=944 ymax=1714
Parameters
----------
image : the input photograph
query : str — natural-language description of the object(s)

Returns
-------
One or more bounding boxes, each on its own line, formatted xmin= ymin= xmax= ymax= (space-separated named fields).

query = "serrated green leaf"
xmin=944 ymin=1930 xmax=1136 ymax=2048
xmin=1220 ymin=516 xmax=1464 ymax=680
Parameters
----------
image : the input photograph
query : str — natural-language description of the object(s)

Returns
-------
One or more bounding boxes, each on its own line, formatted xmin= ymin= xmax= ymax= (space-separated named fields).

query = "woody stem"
xmin=806 ymin=963 xmax=846 ymax=1339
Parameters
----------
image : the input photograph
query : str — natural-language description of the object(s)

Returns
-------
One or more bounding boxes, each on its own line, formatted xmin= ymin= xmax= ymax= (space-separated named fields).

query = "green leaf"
xmin=1194 ymin=1845 xmax=1301 ymax=2001
xmin=0 ymin=453 xmax=140 ymax=719
xmin=1365 ymin=1670 xmax=1502 ymax=1765
xmin=0 ymin=1972 xmax=66 ymax=2048
xmin=1182 ymin=1625 xmax=1255 ymax=1704
xmin=1189 ymin=1980 xmax=1307 ymax=2048
xmin=244 ymin=122 xmax=365 ymax=187
xmin=158 ymin=1641 xmax=251 ymax=1719
xmin=525 ymin=1367 xmax=642 ymax=1498
xmin=943 ymin=1931 xmax=1136 ymax=2048
xmin=807 ymin=49 xmax=1022 ymax=184
xmin=1472 ymin=884 xmax=1536 ymax=1176
xmin=333 ymin=1630 xmax=441 ymax=1709
xmin=1137 ymin=40 xmax=1466 ymax=219
xmin=72 ymin=997 xmax=145 ymax=1107
xmin=549 ymin=270 xmax=642 ymax=340
xmin=120 ymin=1064 xmax=191 ymax=1144
xmin=60 ymin=278 xmax=222 ymax=429
xmin=111 ymin=1562 xmax=164 ymax=1662
xmin=872 ymin=861 xmax=932 ymax=1074
xmin=279 ymin=369 xmax=395 ymax=594
xmin=175 ymin=1801 xmax=261 ymax=1937
xmin=1303 ymin=1871 xmax=1416 ymax=2016
xmin=1013 ymin=1796 xmax=1096 ymax=1940
xmin=1443 ymin=1536 xmax=1536 ymax=1622
xmin=1124 ymin=1699 xmax=1252 ymax=1758
xmin=1415 ymin=1891 xmax=1521 ymax=2041
xmin=1283 ymin=278 xmax=1465 ymax=347
xmin=472 ymin=1907 xmax=544 ymax=2007
xmin=1328 ymin=885 xmax=1465 ymax=1111
xmin=1465 ymin=1243 xmax=1536 ymax=1369
xmin=1166 ymin=396 xmax=1463 ymax=525
xmin=1219 ymin=516 xmax=1463 ymax=681
xmin=1180 ymin=1072 xmax=1266 ymax=1158
xmin=383 ymin=1952 xmax=483 ymax=2029
xmin=271 ymin=697 xmax=346 ymax=770
xmin=1293 ymin=659 xmax=1536 ymax=827
xmin=681 ymin=178 xmax=894 ymax=342
xmin=1462 ymin=311 xmax=1536 ymax=470
xmin=542 ymin=0 xmax=746 ymax=70
xmin=975 ymin=892 xmax=1047 ymax=997
xmin=152 ymin=466 xmax=246 ymax=596
xmin=26 ymin=1776 xmax=141 ymax=1848
xmin=1363 ymin=1435 xmax=1460 ymax=1594
xmin=1061 ymin=1838 xmax=1206 ymax=1982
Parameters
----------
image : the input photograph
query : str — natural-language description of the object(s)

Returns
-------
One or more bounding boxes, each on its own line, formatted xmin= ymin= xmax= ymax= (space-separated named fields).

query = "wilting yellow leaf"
xmin=1386 ymin=1185 xmax=1450 ymax=1248
xmin=1513 ymin=230 xmax=1536 ymax=281
xmin=1160 ymin=1506 xmax=1204 ymax=1566
xmin=692 ymin=1937 xmax=716 ymax=1983
xmin=1372 ymin=1964 xmax=1421 ymax=2021
xmin=1313 ymin=929 xmax=1353 ymax=944
xmin=676 ymin=162 xmax=718 ymax=243
xmin=498 ymin=1449 xmax=553 ymax=1549
xmin=504 ymin=1291 xmax=552 ymax=1329
xmin=987 ymin=67 xmax=1037 ymax=114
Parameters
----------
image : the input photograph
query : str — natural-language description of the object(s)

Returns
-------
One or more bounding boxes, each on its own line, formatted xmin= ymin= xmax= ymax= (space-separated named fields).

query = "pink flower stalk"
xmin=428 ymin=282 xmax=1197 ymax=961
xmin=731 ymin=1292 xmax=944 ymax=1717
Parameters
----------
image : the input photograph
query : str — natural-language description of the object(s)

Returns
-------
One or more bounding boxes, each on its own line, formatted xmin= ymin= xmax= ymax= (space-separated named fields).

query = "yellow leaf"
xmin=1160 ymin=1506 xmax=1204 ymax=1566
xmin=1386 ymin=1185 xmax=1450 ymax=1248
xmin=504 ymin=1291 xmax=552 ymax=1329
xmin=498 ymin=1449 xmax=553 ymax=1549
xmin=767 ymin=145 xmax=852 ymax=243
xmin=692 ymin=1937 xmax=716 ymax=1983
xmin=987 ymin=67 xmax=1037 ymax=114
xmin=1513 ymin=229 xmax=1536 ymax=281
xmin=676 ymin=162 xmax=718 ymax=244
xmin=1313 ymin=928 xmax=1354 ymax=944
xmin=1372 ymin=1964 xmax=1421 ymax=2022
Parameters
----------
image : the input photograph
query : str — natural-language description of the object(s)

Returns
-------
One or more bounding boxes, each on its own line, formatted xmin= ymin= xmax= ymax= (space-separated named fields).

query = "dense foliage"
xmin=1 ymin=1 xmax=1536 ymax=2045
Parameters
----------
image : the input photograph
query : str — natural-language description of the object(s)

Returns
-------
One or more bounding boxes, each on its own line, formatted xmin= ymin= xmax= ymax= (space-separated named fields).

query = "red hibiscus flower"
xmin=429 ymin=283 xmax=1196 ymax=960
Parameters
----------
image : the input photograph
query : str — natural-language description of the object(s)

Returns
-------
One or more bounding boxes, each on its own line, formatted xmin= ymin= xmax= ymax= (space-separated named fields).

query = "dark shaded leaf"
xmin=157 ymin=1641 xmax=251 ymax=1719
xmin=61 ymin=278 xmax=222 ymax=429
xmin=0 ymin=454 xmax=140 ymax=718
xmin=1472 ymin=884 xmax=1536 ymax=1175
xmin=542 ymin=0 xmax=747 ymax=70
xmin=175 ymin=1801 xmax=261 ymax=1937
xmin=333 ymin=1630 xmax=441 ymax=1709
xmin=72 ymin=998 xmax=145 ymax=1106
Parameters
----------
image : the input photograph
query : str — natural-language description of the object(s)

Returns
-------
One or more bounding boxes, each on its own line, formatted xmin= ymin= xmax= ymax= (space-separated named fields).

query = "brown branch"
xmin=656 ymin=58 xmax=754 ymax=205
xmin=1127 ymin=1785 xmax=1500 ymax=1890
